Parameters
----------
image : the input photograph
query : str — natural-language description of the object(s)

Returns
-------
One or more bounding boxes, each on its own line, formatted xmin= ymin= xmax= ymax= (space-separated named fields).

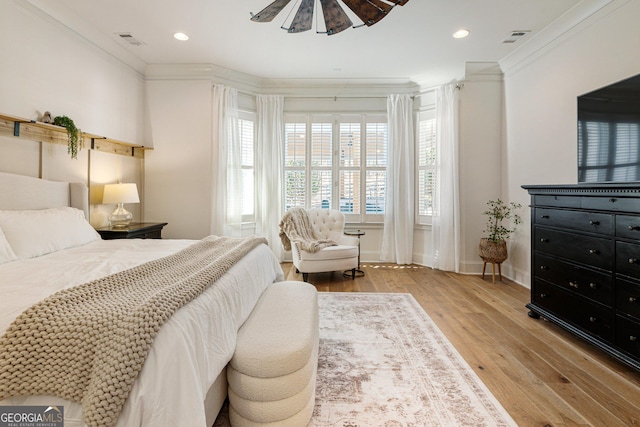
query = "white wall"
xmin=503 ymin=0 xmax=640 ymax=287
xmin=0 ymin=0 xmax=145 ymax=227
xmin=144 ymin=80 xmax=213 ymax=239
xmin=458 ymin=64 xmax=504 ymax=275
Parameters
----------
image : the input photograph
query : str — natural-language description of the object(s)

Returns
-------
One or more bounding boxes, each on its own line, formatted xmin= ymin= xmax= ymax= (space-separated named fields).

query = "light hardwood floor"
xmin=282 ymin=263 xmax=640 ymax=427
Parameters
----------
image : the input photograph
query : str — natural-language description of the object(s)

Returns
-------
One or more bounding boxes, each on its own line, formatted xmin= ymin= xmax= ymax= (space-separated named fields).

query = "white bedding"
xmin=0 ymin=238 xmax=284 ymax=426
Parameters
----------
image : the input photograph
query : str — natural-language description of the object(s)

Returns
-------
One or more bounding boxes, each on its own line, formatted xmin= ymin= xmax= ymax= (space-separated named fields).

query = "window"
xmin=284 ymin=114 xmax=387 ymax=223
xmin=338 ymin=121 xmax=361 ymax=214
xmin=364 ymin=121 xmax=387 ymax=217
xmin=284 ymin=120 xmax=307 ymax=210
xmin=416 ymin=109 xmax=436 ymax=223
xmin=229 ymin=111 xmax=255 ymax=223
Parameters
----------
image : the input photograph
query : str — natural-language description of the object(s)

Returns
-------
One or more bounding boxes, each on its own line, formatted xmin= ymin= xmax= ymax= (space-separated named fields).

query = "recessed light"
xmin=173 ymin=32 xmax=189 ymax=41
xmin=453 ymin=29 xmax=470 ymax=39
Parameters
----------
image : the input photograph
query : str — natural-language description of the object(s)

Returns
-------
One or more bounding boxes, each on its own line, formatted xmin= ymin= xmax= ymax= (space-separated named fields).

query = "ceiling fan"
xmin=251 ymin=0 xmax=410 ymax=35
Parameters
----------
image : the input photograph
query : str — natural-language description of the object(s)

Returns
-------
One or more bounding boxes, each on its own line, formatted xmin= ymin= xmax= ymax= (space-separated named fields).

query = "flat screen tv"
xmin=578 ymin=73 xmax=640 ymax=183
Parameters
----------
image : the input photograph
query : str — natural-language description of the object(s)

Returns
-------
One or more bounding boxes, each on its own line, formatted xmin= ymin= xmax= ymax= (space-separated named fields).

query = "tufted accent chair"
xmin=289 ymin=209 xmax=359 ymax=281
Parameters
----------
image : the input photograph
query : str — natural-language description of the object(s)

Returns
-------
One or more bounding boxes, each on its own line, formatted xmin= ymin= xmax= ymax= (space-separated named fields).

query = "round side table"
xmin=343 ymin=229 xmax=365 ymax=277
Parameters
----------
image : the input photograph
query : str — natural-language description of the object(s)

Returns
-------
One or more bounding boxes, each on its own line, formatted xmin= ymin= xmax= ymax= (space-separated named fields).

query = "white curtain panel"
xmin=381 ymin=94 xmax=415 ymax=264
xmin=255 ymin=95 xmax=285 ymax=260
xmin=431 ymin=84 xmax=460 ymax=272
xmin=210 ymin=84 xmax=241 ymax=236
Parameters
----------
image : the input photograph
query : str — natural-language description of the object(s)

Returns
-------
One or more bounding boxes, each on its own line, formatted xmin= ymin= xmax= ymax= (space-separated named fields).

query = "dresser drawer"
xmin=616 ymin=215 xmax=640 ymax=239
xmin=582 ymin=196 xmax=640 ymax=213
xmin=616 ymin=241 xmax=640 ymax=280
xmin=127 ymin=229 xmax=162 ymax=239
xmin=534 ymin=195 xmax=581 ymax=208
xmin=535 ymin=208 xmax=612 ymax=235
xmin=617 ymin=279 xmax=640 ymax=320
xmin=616 ymin=315 xmax=640 ymax=360
xmin=533 ymin=280 xmax=614 ymax=342
xmin=534 ymin=253 xmax=613 ymax=306
xmin=534 ymin=227 xmax=614 ymax=271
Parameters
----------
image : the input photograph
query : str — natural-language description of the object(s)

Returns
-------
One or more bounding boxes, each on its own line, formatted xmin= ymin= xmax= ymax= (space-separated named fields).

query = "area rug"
xmin=215 ymin=292 xmax=516 ymax=427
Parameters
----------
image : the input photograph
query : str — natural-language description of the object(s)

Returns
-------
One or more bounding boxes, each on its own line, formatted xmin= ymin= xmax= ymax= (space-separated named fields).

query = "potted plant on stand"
xmin=478 ymin=199 xmax=522 ymax=282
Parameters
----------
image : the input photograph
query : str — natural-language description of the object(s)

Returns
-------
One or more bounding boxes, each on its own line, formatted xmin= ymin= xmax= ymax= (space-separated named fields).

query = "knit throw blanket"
xmin=278 ymin=207 xmax=336 ymax=253
xmin=0 ymin=235 xmax=266 ymax=427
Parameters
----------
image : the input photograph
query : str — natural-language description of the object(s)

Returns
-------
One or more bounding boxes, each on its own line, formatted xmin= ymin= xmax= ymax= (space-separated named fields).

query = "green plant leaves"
xmin=482 ymin=199 xmax=522 ymax=242
xmin=53 ymin=115 xmax=81 ymax=159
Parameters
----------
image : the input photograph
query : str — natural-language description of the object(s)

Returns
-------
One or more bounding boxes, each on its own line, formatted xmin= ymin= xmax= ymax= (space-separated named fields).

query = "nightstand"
xmin=96 ymin=222 xmax=168 ymax=240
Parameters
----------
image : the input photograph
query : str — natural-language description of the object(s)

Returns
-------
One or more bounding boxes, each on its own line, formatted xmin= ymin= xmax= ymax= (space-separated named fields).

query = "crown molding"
xmin=499 ymin=0 xmax=628 ymax=77
xmin=259 ymin=78 xmax=418 ymax=97
xmin=144 ymin=63 xmax=419 ymax=97
xmin=464 ymin=62 xmax=503 ymax=81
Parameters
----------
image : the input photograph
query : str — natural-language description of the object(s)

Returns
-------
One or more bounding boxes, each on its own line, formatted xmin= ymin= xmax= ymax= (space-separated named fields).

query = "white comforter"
xmin=0 ymin=238 xmax=284 ymax=426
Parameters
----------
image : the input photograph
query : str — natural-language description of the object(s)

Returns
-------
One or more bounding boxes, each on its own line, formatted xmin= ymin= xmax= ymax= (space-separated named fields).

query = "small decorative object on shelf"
xmin=478 ymin=199 xmax=522 ymax=282
xmin=52 ymin=115 xmax=82 ymax=159
xmin=41 ymin=111 xmax=53 ymax=124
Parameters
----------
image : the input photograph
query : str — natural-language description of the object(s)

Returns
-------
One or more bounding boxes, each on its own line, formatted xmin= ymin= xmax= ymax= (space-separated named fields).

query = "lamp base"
xmin=109 ymin=203 xmax=133 ymax=228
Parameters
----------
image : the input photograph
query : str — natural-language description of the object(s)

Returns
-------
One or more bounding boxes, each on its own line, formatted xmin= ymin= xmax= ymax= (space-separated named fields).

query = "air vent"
xmin=502 ymin=30 xmax=530 ymax=44
xmin=116 ymin=33 xmax=145 ymax=46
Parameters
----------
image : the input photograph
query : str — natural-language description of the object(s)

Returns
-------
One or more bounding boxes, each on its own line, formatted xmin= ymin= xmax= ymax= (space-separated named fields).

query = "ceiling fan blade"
xmin=318 ymin=0 xmax=353 ymax=35
xmin=251 ymin=0 xmax=292 ymax=22
xmin=287 ymin=0 xmax=315 ymax=33
xmin=342 ymin=0 xmax=392 ymax=26
xmin=387 ymin=0 xmax=410 ymax=5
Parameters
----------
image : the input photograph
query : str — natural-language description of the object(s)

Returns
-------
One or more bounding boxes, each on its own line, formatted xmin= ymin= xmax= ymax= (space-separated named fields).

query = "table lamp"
xmin=103 ymin=183 xmax=140 ymax=228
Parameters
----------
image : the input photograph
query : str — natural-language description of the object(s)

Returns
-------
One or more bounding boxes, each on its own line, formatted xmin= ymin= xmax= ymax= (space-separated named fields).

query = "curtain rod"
xmin=281 ymin=94 xmax=424 ymax=101
xmin=285 ymin=96 xmax=391 ymax=100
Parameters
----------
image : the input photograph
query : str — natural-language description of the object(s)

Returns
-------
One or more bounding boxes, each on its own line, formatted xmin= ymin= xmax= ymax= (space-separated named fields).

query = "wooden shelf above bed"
xmin=0 ymin=113 xmax=150 ymax=159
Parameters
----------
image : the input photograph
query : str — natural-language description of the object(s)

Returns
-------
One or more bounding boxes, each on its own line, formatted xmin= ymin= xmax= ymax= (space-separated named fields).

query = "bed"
xmin=0 ymin=172 xmax=284 ymax=426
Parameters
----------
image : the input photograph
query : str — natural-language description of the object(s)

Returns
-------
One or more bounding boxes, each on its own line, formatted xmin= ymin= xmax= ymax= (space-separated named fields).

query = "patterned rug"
xmin=215 ymin=292 xmax=516 ymax=427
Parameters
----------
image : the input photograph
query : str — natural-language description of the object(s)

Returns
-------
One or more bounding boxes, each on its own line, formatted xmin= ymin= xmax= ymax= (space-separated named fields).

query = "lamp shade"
xmin=103 ymin=183 xmax=140 ymax=204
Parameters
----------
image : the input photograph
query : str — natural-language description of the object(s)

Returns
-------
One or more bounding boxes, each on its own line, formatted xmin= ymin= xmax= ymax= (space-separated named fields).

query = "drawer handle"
xmin=589 ymin=283 xmax=598 ymax=289
xmin=540 ymin=215 xmax=550 ymax=219
xmin=588 ymin=249 xmax=599 ymax=255
xmin=630 ymin=297 xmax=638 ymax=303
xmin=540 ymin=238 xmax=549 ymax=243
xmin=540 ymin=265 xmax=549 ymax=271
xmin=589 ymin=316 xmax=597 ymax=323
xmin=609 ymin=198 xmax=617 ymax=203
xmin=540 ymin=293 xmax=548 ymax=298
xmin=628 ymin=225 xmax=640 ymax=231
xmin=569 ymin=281 xmax=579 ymax=289
xmin=589 ymin=220 xmax=600 ymax=226
xmin=629 ymin=258 xmax=638 ymax=264
xmin=631 ymin=336 xmax=638 ymax=342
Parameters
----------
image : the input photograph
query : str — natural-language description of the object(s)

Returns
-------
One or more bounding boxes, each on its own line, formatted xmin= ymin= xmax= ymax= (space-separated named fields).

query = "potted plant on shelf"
xmin=478 ymin=199 xmax=522 ymax=264
xmin=53 ymin=115 xmax=82 ymax=159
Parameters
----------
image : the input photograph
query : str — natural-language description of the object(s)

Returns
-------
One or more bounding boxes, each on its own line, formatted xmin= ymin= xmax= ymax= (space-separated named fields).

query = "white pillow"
xmin=0 ymin=225 xmax=18 ymax=265
xmin=0 ymin=207 xmax=100 ymax=259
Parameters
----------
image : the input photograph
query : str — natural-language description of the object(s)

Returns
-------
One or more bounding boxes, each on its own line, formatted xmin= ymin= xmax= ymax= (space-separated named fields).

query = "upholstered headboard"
xmin=0 ymin=172 xmax=89 ymax=219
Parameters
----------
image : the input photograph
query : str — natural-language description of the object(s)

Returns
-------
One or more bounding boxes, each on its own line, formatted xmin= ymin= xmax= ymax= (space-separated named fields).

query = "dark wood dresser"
xmin=522 ymin=184 xmax=640 ymax=371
